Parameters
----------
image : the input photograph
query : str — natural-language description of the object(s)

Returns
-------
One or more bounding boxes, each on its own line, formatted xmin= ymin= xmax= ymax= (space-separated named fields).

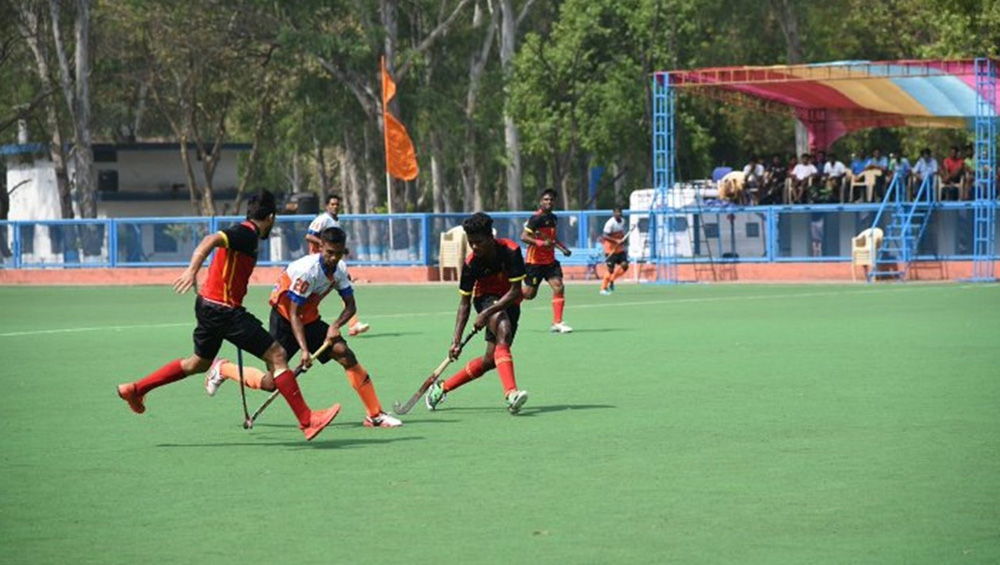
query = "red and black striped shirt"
xmin=459 ymin=238 xmax=526 ymax=300
xmin=199 ymin=221 xmax=260 ymax=308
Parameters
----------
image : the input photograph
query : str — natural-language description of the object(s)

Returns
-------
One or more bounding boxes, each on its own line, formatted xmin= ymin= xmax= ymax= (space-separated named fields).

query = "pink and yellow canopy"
xmin=661 ymin=59 xmax=999 ymax=149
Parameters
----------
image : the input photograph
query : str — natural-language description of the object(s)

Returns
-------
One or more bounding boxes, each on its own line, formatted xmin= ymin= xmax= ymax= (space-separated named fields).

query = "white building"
xmin=2 ymin=142 xmax=249 ymax=265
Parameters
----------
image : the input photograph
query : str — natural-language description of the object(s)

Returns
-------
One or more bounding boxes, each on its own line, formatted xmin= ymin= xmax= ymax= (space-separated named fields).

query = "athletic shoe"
xmin=505 ymin=390 xmax=529 ymax=414
xmin=549 ymin=322 xmax=573 ymax=333
xmin=425 ymin=380 xmax=447 ymax=411
xmin=204 ymin=358 xmax=228 ymax=397
xmin=116 ymin=382 xmax=146 ymax=414
xmin=301 ymin=403 xmax=341 ymax=441
xmin=348 ymin=321 xmax=371 ymax=336
xmin=363 ymin=412 xmax=403 ymax=428
xmin=599 ymin=289 xmax=611 ymax=296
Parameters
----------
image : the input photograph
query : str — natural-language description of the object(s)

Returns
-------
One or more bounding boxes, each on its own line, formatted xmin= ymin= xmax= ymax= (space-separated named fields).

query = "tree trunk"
xmin=234 ymin=83 xmax=271 ymax=214
xmin=16 ymin=4 xmax=74 ymax=220
xmin=771 ymin=0 xmax=808 ymax=155
xmin=71 ymin=0 xmax=95 ymax=221
xmin=178 ymin=134 xmax=201 ymax=215
xmin=499 ymin=0 xmax=522 ymax=211
xmin=314 ymin=135 xmax=332 ymax=205
xmin=429 ymin=130 xmax=446 ymax=213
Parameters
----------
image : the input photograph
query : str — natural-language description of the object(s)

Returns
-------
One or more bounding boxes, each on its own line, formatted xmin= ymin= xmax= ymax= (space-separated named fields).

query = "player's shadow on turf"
xmin=524 ymin=328 xmax=630 ymax=334
xmin=515 ymin=403 xmax=615 ymax=416
xmin=351 ymin=331 xmax=417 ymax=340
xmin=156 ymin=436 xmax=423 ymax=450
xmin=441 ymin=404 xmax=614 ymax=415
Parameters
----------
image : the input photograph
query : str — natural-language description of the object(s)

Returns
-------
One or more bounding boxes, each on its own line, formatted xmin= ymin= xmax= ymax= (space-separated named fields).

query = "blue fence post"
xmin=109 ymin=218 xmax=118 ymax=267
xmin=421 ymin=214 xmax=431 ymax=266
xmin=767 ymin=208 xmax=776 ymax=261
xmin=13 ymin=221 xmax=21 ymax=269
xmin=578 ymin=210 xmax=587 ymax=248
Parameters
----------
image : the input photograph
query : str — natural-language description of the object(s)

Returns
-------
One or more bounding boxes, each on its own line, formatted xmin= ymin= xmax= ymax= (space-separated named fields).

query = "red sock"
xmin=443 ymin=357 xmax=487 ymax=393
xmin=553 ymin=295 xmax=565 ymax=324
xmin=273 ymin=369 xmax=310 ymax=428
xmin=134 ymin=359 xmax=186 ymax=396
xmin=494 ymin=344 xmax=517 ymax=394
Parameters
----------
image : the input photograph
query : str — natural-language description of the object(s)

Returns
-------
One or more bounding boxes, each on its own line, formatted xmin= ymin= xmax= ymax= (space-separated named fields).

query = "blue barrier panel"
xmin=114 ymin=217 xmax=213 ymax=267
xmin=1 ymin=205 xmax=996 ymax=270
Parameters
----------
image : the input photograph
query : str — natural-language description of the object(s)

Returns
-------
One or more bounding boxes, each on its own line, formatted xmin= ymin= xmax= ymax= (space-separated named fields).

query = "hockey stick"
xmin=237 ymin=348 xmax=251 ymax=429
xmin=245 ymin=340 xmax=333 ymax=428
xmin=392 ymin=328 xmax=481 ymax=415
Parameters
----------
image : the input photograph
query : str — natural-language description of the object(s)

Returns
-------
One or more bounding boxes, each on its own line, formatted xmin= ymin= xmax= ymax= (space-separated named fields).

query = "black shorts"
xmin=605 ymin=252 xmax=629 ymax=271
xmin=269 ymin=307 xmax=336 ymax=364
xmin=524 ymin=262 xmax=563 ymax=288
xmin=193 ymin=296 xmax=275 ymax=360
xmin=474 ymin=296 xmax=520 ymax=345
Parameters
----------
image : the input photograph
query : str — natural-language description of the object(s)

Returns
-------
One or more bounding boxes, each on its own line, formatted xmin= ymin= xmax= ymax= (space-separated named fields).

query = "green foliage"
xmin=3 ymin=0 xmax=996 ymax=209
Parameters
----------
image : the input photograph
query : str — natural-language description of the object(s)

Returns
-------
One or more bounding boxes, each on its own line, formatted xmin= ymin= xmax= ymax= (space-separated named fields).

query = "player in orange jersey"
xmin=305 ymin=194 xmax=370 ymax=336
xmin=599 ymin=207 xmax=629 ymax=295
xmin=520 ymin=189 xmax=572 ymax=333
xmin=425 ymin=212 xmax=529 ymax=414
xmin=116 ymin=191 xmax=341 ymax=441
xmin=205 ymin=226 xmax=401 ymax=427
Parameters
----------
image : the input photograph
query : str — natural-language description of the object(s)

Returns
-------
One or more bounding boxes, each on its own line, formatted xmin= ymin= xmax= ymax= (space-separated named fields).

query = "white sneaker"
xmin=364 ymin=412 xmax=403 ymax=428
xmin=348 ymin=321 xmax=371 ymax=336
xmin=204 ymin=358 xmax=227 ymax=396
xmin=505 ymin=390 xmax=529 ymax=414
xmin=549 ymin=322 xmax=573 ymax=333
xmin=599 ymin=289 xmax=611 ymax=296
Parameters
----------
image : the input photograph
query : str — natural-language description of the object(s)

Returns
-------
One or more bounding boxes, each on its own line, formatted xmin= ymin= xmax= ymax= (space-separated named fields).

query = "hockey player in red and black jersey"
xmin=116 ymin=190 xmax=341 ymax=441
xmin=521 ymin=189 xmax=573 ymax=333
xmin=424 ymin=212 xmax=530 ymax=415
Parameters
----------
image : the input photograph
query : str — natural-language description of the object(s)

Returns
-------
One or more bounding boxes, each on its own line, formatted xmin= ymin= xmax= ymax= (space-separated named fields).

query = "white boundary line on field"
xmin=2 ymin=283 xmax=984 ymax=339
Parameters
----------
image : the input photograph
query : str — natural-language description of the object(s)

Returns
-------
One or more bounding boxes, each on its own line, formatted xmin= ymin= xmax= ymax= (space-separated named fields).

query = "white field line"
xmin=0 ymin=283 xmax=984 ymax=338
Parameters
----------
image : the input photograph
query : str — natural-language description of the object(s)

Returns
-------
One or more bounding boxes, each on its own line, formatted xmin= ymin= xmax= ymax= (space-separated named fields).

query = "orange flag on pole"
xmin=381 ymin=57 xmax=418 ymax=181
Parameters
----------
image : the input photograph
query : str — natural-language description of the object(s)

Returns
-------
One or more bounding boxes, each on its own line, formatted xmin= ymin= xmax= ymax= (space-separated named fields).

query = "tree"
xmin=11 ymin=0 xmax=74 ymax=220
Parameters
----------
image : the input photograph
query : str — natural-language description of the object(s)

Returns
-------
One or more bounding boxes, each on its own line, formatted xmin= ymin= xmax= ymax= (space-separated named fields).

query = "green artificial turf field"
xmin=1 ymin=282 xmax=998 ymax=564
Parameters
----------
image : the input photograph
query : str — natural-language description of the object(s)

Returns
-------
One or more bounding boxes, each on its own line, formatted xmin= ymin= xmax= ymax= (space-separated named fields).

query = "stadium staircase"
xmin=868 ymin=173 xmax=935 ymax=281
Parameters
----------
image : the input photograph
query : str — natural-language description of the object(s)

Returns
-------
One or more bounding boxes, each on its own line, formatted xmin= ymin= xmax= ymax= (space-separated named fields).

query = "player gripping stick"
xmin=305 ymin=194 xmax=371 ymax=337
xmin=116 ymin=191 xmax=341 ymax=441
xmin=205 ymin=226 xmax=401 ymax=428
xmin=425 ymin=212 xmax=529 ymax=414
xmin=520 ymin=189 xmax=572 ymax=333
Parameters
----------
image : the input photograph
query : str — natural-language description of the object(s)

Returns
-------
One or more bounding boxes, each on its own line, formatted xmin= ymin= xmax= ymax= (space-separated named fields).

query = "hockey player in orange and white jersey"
xmin=304 ymin=193 xmax=371 ymax=336
xmin=206 ymin=226 xmax=401 ymax=427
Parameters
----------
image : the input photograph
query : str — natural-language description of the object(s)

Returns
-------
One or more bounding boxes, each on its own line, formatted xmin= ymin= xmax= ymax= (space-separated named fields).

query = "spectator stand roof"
xmin=656 ymin=59 xmax=1000 ymax=149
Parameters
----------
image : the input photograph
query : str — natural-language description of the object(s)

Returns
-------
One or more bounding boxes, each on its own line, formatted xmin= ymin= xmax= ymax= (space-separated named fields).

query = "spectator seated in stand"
xmin=864 ymin=148 xmax=889 ymax=200
xmin=962 ymin=144 xmax=976 ymax=199
xmin=788 ymin=153 xmax=818 ymax=204
xmin=941 ymin=145 xmax=966 ymax=200
xmin=849 ymin=151 xmax=868 ymax=178
xmin=741 ymin=155 xmax=765 ymax=204
xmin=888 ymin=150 xmax=911 ymax=191
xmin=821 ymin=153 xmax=848 ymax=203
xmin=761 ymin=153 xmax=787 ymax=205
xmin=911 ymin=147 xmax=939 ymax=200
xmin=718 ymin=170 xmax=746 ymax=203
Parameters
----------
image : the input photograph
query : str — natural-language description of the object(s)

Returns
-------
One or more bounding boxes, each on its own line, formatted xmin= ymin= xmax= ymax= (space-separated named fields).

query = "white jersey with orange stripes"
xmin=269 ymin=253 xmax=353 ymax=325
xmin=306 ymin=212 xmax=341 ymax=253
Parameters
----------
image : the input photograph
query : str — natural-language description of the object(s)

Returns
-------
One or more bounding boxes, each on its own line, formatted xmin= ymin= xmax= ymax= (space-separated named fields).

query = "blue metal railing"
xmin=1 ymin=205 xmax=997 ymax=270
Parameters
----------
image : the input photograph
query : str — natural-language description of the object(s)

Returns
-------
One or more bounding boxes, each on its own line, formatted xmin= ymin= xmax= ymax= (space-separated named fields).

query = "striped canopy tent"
xmin=661 ymin=59 xmax=1000 ymax=149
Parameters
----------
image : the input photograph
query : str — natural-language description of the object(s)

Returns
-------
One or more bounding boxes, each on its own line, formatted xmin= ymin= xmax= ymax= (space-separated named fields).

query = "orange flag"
xmin=381 ymin=57 xmax=418 ymax=181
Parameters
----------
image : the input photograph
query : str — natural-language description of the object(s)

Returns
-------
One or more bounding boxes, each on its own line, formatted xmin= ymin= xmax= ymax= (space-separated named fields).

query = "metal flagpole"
xmin=386 ymin=171 xmax=395 ymax=258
